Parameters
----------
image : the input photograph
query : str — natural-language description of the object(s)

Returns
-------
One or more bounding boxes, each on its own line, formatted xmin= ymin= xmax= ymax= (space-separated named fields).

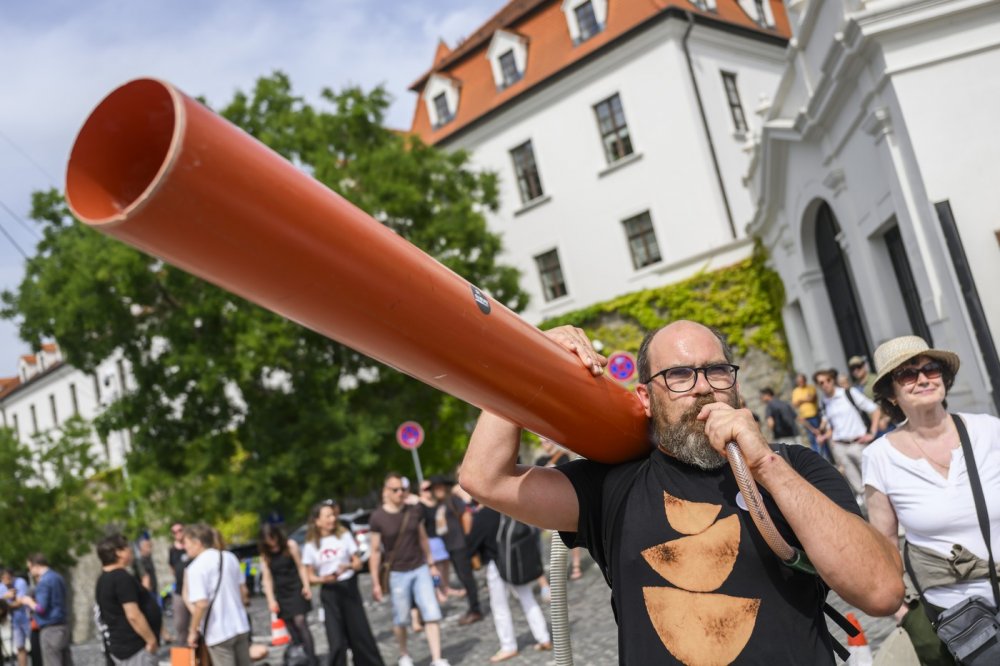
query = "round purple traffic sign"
xmin=396 ymin=421 xmax=424 ymax=450
xmin=607 ymin=351 xmax=637 ymax=383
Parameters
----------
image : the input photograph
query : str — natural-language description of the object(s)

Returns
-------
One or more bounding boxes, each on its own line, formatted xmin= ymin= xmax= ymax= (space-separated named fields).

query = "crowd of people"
xmin=2 ymin=321 xmax=998 ymax=666
xmin=0 ymin=466 xmax=564 ymax=666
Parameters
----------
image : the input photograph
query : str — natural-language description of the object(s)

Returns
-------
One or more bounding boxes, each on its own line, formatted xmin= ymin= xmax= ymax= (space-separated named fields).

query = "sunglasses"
xmin=892 ymin=361 xmax=944 ymax=386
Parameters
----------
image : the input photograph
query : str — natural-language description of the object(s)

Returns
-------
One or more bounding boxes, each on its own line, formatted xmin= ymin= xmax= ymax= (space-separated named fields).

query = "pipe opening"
xmin=66 ymin=79 xmax=179 ymax=224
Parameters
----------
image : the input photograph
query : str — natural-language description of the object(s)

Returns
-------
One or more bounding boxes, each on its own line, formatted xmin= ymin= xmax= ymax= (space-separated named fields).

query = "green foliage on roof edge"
xmin=540 ymin=242 xmax=790 ymax=364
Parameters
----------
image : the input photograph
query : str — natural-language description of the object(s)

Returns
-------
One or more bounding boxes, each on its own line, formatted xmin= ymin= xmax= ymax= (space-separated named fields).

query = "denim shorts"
xmin=389 ymin=564 xmax=442 ymax=626
xmin=11 ymin=615 xmax=30 ymax=649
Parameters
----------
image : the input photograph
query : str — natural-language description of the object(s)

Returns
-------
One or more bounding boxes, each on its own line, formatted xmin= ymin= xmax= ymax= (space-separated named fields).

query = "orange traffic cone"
xmin=271 ymin=613 xmax=291 ymax=646
xmin=845 ymin=612 xmax=873 ymax=665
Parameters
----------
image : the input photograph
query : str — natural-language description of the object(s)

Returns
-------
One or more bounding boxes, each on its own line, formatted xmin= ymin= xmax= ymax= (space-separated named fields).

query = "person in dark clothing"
xmin=467 ymin=507 xmax=550 ymax=662
xmin=760 ymin=387 xmax=801 ymax=441
xmin=259 ymin=523 xmax=317 ymax=664
xmin=95 ymin=534 xmax=161 ymax=665
xmin=428 ymin=475 xmax=482 ymax=626
xmin=167 ymin=523 xmax=191 ymax=641
xmin=461 ymin=321 xmax=904 ymax=664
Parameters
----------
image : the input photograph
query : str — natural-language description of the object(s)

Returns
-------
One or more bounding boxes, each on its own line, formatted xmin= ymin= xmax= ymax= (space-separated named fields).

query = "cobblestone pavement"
xmin=69 ymin=550 xmax=897 ymax=665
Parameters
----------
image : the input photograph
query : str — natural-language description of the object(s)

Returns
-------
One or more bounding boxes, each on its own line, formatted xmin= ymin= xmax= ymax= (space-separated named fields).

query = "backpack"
xmin=495 ymin=515 xmax=544 ymax=585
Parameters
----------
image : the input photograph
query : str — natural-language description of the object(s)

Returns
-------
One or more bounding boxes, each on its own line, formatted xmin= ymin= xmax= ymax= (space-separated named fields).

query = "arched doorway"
xmin=815 ymin=202 xmax=871 ymax=364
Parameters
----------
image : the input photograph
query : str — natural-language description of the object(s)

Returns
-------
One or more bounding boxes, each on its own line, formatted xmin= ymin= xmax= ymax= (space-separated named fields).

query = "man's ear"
xmin=636 ymin=382 xmax=653 ymax=418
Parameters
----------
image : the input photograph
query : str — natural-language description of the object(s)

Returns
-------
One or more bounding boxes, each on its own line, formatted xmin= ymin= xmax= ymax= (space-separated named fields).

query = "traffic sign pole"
xmin=411 ymin=448 xmax=424 ymax=487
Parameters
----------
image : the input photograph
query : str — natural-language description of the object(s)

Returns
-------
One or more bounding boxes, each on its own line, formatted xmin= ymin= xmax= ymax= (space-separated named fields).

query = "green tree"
xmin=3 ymin=72 xmax=527 ymax=529
xmin=0 ymin=419 xmax=106 ymax=570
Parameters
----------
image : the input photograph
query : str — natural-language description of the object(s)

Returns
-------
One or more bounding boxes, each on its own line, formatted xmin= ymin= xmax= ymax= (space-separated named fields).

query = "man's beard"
xmin=651 ymin=392 xmax=738 ymax=470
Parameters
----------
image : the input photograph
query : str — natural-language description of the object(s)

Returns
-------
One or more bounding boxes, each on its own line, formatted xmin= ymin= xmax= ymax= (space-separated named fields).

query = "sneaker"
xmin=398 ymin=656 xmax=414 ymax=666
xmin=431 ymin=661 xmax=451 ymax=666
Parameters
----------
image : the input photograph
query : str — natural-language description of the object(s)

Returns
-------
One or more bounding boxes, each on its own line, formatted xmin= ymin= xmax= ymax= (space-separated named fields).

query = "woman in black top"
xmin=259 ymin=523 xmax=317 ymax=663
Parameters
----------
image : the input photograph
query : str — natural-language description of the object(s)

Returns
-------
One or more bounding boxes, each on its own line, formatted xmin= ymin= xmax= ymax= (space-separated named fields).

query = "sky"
xmin=0 ymin=0 xmax=501 ymax=375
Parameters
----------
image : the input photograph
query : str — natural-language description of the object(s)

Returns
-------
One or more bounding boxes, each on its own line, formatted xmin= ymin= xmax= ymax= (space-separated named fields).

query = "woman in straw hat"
xmin=861 ymin=335 xmax=1000 ymax=663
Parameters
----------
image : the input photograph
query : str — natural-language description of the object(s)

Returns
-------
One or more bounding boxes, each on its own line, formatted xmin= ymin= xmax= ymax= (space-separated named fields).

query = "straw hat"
xmin=872 ymin=336 xmax=960 ymax=387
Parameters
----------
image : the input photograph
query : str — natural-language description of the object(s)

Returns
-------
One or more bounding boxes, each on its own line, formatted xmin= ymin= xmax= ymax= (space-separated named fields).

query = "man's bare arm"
xmin=460 ymin=411 xmax=580 ymax=531
xmin=461 ymin=326 xmax=605 ymax=532
xmin=702 ymin=403 xmax=904 ymax=616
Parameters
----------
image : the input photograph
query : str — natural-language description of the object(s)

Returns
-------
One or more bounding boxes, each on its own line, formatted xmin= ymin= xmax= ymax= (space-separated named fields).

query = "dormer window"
xmin=499 ymin=51 xmax=520 ymax=88
xmin=433 ymin=93 xmax=452 ymax=126
xmin=738 ymin=0 xmax=774 ymax=26
xmin=562 ymin=0 xmax=606 ymax=44
xmin=423 ymin=74 xmax=461 ymax=129
xmin=487 ymin=30 xmax=528 ymax=91
xmin=576 ymin=2 xmax=600 ymax=40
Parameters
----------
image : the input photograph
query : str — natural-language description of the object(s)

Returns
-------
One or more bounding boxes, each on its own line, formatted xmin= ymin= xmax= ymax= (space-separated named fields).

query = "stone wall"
xmin=68 ymin=536 xmax=174 ymax=642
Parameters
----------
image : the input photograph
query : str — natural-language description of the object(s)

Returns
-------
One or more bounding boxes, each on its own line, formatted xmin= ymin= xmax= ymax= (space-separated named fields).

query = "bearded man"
xmin=460 ymin=320 xmax=902 ymax=665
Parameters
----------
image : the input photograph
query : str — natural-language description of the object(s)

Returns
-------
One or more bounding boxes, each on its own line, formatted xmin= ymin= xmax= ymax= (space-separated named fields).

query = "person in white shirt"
xmin=814 ymin=368 xmax=881 ymax=495
xmin=862 ymin=335 xmax=1000 ymax=663
xmin=302 ymin=499 xmax=383 ymax=666
xmin=183 ymin=524 xmax=251 ymax=666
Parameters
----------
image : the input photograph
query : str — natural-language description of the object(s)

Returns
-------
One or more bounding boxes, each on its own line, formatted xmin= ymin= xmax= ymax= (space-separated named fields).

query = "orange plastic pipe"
xmin=65 ymin=78 xmax=650 ymax=463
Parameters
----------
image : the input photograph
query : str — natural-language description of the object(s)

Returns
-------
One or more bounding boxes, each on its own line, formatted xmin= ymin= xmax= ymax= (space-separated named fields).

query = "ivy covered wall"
xmin=540 ymin=244 xmax=794 ymax=418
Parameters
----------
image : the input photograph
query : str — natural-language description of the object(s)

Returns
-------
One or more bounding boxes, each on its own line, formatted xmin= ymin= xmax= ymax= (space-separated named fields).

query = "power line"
xmin=0 ymin=128 xmax=58 ymax=185
xmin=0 ymin=217 xmax=28 ymax=259
xmin=0 ymin=199 xmax=42 ymax=239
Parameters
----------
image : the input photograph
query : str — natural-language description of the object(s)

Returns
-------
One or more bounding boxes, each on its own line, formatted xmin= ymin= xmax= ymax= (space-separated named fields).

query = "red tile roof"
xmin=0 ymin=377 xmax=19 ymax=400
xmin=409 ymin=0 xmax=789 ymax=143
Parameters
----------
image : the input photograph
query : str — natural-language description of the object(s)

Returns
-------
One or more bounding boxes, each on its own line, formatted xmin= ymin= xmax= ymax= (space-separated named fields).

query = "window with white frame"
xmin=562 ymin=0 xmax=607 ymax=45
xmin=535 ymin=249 xmax=568 ymax=301
xmin=594 ymin=94 xmax=633 ymax=163
xmin=510 ymin=140 xmax=544 ymax=203
xmin=623 ymin=212 xmax=662 ymax=269
xmin=721 ymin=71 xmax=748 ymax=133
xmin=487 ymin=30 xmax=528 ymax=90
xmin=423 ymin=74 xmax=461 ymax=129
xmin=433 ymin=93 xmax=452 ymax=127
xmin=737 ymin=0 xmax=773 ymax=26
xmin=499 ymin=51 xmax=521 ymax=88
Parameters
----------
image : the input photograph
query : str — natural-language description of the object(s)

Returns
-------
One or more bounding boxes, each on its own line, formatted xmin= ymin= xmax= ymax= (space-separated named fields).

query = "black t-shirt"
xmin=168 ymin=546 xmax=190 ymax=586
xmin=559 ymin=445 xmax=860 ymax=665
xmin=95 ymin=568 xmax=162 ymax=659
xmin=765 ymin=399 xmax=800 ymax=439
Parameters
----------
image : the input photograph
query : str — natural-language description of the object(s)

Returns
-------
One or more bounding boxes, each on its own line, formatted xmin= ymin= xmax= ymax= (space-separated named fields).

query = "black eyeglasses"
xmin=645 ymin=364 xmax=739 ymax=392
xmin=892 ymin=361 xmax=943 ymax=386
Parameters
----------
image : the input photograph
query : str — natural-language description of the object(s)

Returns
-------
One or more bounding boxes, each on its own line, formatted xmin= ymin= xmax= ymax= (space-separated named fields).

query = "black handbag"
xmin=904 ymin=415 xmax=1000 ymax=665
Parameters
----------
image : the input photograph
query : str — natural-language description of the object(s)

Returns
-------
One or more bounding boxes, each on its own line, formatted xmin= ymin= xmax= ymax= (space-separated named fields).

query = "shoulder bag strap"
xmin=202 ymin=551 xmax=225 ymax=635
xmin=843 ymin=387 xmax=869 ymax=426
xmin=952 ymin=413 xmax=1000 ymax=606
xmin=902 ymin=540 xmax=925 ymax=599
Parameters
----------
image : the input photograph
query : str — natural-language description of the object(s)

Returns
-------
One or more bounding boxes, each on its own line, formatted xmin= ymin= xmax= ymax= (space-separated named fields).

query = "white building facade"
xmin=409 ymin=0 xmax=790 ymax=323
xmin=0 ymin=345 xmax=133 ymax=467
xmin=747 ymin=0 xmax=1000 ymax=415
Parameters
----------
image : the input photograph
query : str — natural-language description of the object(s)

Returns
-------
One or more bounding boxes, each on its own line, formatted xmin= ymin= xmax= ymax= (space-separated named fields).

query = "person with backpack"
xmin=814 ymin=368 xmax=882 ymax=497
xmin=467 ymin=506 xmax=551 ymax=663
xmin=759 ymin=387 xmax=800 ymax=442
